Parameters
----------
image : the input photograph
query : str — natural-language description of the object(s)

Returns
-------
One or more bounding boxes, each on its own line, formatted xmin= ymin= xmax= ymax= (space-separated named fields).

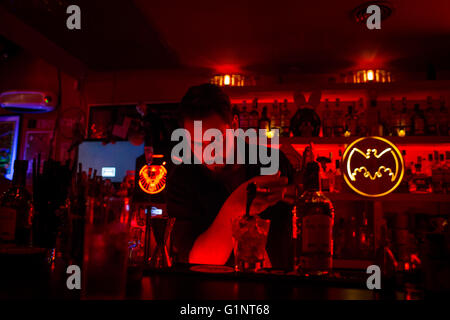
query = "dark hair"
xmin=179 ymin=83 xmax=231 ymax=124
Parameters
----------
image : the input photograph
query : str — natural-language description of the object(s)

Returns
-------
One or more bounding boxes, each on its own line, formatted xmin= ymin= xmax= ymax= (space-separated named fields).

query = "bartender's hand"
xmin=188 ymin=171 xmax=293 ymax=265
xmin=229 ymin=171 xmax=292 ymax=217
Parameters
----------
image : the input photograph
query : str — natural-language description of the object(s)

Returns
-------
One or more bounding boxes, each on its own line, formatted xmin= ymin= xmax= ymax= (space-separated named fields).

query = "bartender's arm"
xmin=188 ymin=174 xmax=289 ymax=265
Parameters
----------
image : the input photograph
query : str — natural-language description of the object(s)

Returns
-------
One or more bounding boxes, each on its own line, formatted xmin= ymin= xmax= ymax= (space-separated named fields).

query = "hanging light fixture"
xmin=352 ymin=69 xmax=393 ymax=83
xmin=210 ymin=74 xmax=255 ymax=87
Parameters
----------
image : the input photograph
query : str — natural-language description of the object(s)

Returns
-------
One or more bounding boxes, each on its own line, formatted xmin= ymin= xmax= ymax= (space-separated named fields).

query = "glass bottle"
xmin=411 ymin=104 xmax=426 ymax=136
xmin=425 ymin=96 xmax=437 ymax=136
xmin=259 ymin=106 xmax=271 ymax=132
xmin=317 ymin=157 xmax=331 ymax=192
xmin=410 ymin=157 xmax=431 ymax=193
xmin=344 ymin=105 xmax=358 ymax=136
xmin=359 ymin=211 xmax=373 ymax=259
xmin=399 ymin=97 xmax=411 ymax=136
xmin=388 ymin=98 xmax=400 ymax=136
xmin=249 ymin=98 xmax=259 ymax=129
xmin=270 ymin=100 xmax=281 ymax=132
xmin=322 ymin=99 xmax=333 ymax=137
xmin=356 ymin=98 xmax=368 ymax=136
xmin=334 ymin=160 xmax=343 ymax=193
xmin=280 ymin=99 xmax=291 ymax=137
xmin=239 ymin=101 xmax=249 ymax=130
xmin=444 ymin=152 xmax=450 ymax=193
xmin=431 ymin=152 xmax=443 ymax=193
xmin=0 ymin=160 xmax=32 ymax=246
xmin=293 ymin=162 xmax=334 ymax=275
xmin=333 ymin=98 xmax=345 ymax=137
xmin=438 ymin=97 xmax=449 ymax=136
xmin=231 ymin=104 xmax=240 ymax=130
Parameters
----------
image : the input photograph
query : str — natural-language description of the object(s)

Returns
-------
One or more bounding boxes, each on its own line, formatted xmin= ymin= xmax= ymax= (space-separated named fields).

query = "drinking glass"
xmin=231 ymin=216 xmax=270 ymax=272
xmin=82 ymin=196 xmax=130 ymax=299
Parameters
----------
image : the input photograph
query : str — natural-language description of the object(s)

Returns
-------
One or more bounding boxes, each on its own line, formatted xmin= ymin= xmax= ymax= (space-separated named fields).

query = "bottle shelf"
xmin=224 ymin=80 xmax=450 ymax=98
xmin=280 ymin=136 xmax=450 ymax=146
xmin=323 ymin=192 xmax=450 ymax=203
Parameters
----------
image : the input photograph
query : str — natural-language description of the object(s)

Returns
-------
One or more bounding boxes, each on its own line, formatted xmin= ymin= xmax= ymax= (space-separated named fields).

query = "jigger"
xmin=148 ymin=216 xmax=175 ymax=268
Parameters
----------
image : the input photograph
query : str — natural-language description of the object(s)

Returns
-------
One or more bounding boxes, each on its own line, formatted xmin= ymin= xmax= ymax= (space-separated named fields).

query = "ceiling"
xmin=1 ymin=0 xmax=450 ymax=75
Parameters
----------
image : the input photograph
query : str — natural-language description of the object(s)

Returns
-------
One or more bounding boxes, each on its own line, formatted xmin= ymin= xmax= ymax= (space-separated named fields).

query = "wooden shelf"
xmin=280 ymin=136 xmax=450 ymax=146
xmin=323 ymin=192 xmax=450 ymax=203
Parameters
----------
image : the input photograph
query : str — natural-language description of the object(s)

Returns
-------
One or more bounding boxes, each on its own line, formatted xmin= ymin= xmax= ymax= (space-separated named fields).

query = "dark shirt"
xmin=167 ymin=145 xmax=294 ymax=270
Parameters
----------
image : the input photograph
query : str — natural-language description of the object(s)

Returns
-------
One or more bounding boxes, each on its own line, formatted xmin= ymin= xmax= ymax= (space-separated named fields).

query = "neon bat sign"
xmin=342 ymin=137 xmax=404 ymax=197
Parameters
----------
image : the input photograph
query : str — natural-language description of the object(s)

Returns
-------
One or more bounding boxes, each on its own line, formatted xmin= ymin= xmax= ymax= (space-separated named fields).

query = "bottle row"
xmin=295 ymin=145 xmax=450 ymax=195
xmin=231 ymin=96 xmax=450 ymax=138
xmin=402 ymin=152 xmax=450 ymax=194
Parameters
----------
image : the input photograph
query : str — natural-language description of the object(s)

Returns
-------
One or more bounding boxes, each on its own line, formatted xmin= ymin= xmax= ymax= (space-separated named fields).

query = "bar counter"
xmin=0 ymin=250 xmax=410 ymax=300
xmin=133 ymin=266 xmax=380 ymax=300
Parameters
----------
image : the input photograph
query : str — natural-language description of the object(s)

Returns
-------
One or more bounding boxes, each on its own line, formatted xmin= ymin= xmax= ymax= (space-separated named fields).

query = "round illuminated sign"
xmin=342 ymin=136 xmax=404 ymax=197
xmin=138 ymin=165 xmax=167 ymax=195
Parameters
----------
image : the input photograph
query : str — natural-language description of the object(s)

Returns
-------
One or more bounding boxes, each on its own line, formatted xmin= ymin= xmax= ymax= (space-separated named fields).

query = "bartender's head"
xmin=179 ymin=84 xmax=232 ymax=170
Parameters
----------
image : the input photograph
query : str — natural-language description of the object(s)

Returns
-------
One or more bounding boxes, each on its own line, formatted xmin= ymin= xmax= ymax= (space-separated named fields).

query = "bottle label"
xmin=301 ymin=207 xmax=333 ymax=254
xmin=0 ymin=207 xmax=16 ymax=241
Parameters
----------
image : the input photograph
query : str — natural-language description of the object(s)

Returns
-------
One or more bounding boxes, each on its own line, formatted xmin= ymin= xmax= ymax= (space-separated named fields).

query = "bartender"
xmin=167 ymin=84 xmax=294 ymax=270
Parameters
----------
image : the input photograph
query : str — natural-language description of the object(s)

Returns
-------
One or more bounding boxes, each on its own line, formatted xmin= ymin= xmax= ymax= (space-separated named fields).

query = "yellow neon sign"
xmin=342 ymin=137 xmax=404 ymax=197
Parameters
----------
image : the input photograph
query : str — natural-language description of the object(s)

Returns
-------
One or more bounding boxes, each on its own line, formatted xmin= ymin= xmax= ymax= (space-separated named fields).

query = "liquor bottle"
xmin=249 ymin=98 xmax=259 ymax=129
xmin=270 ymin=100 xmax=281 ymax=133
xmin=348 ymin=214 xmax=360 ymax=258
xmin=293 ymin=162 xmax=334 ymax=275
xmin=424 ymin=154 xmax=433 ymax=178
xmin=344 ymin=105 xmax=358 ymax=137
xmin=231 ymin=104 xmax=240 ymax=130
xmin=239 ymin=101 xmax=249 ymax=130
xmin=301 ymin=145 xmax=315 ymax=171
xmin=375 ymin=218 xmax=397 ymax=296
xmin=438 ymin=97 xmax=449 ymax=136
xmin=410 ymin=157 xmax=431 ymax=193
xmin=444 ymin=152 xmax=450 ymax=193
xmin=334 ymin=160 xmax=343 ymax=193
xmin=259 ymin=106 xmax=270 ymax=132
xmin=333 ymin=98 xmax=345 ymax=137
xmin=431 ymin=152 xmax=444 ymax=194
xmin=388 ymin=98 xmax=400 ymax=136
xmin=359 ymin=211 xmax=373 ymax=259
xmin=411 ymin=104 xmax=426 ymax=136
xmin=425 ymin=96 xmax=438 ymax=135
xmin=399 ymin=97 xmax=411 ymax=136
xmin=376 ymin=110 xmax=385 ymax=136
xmin=402 ymin=160 xmax=415 ymax=193
xmin=322 ymin=99 xmax=333 ymax=137
xmin=0 ymin=160 xmax=32 ymax=245
xmin=317 ymin=156 xmax=331 ymax=192
xmin=280 ymin=99 xmax=291 ymax=137
xmin=356 ymin=98 xmax=368 ymax=136
xmin=326 ymin=153 xmax=335 ymax=193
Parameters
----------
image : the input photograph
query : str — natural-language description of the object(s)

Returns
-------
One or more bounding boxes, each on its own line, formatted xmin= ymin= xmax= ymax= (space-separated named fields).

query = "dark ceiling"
xmin=1 ymin=0 xmax=450 ymax=75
